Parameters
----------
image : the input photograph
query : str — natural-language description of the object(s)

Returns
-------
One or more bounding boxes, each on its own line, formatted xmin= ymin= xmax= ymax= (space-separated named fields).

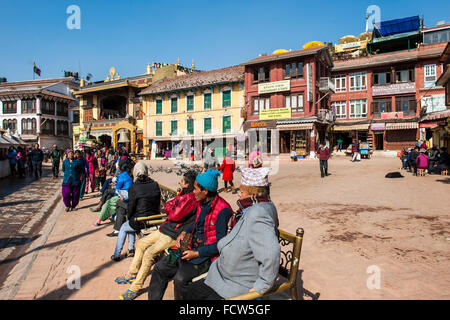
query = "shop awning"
xmin=385 ymin=122 xmax=418 ymax=130
xmin=333 ymin=124 xmax=370 ymax=131
xmin=277 ymin=123 xmax=314 ymax=130
xmin=420 ymin=122 xmax=440 ymax=129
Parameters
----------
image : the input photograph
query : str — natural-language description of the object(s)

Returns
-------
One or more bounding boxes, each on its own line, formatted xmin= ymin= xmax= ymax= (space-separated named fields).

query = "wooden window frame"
xmin=186 ymin=95 xmax=194 ymax=112
xmin=170 ymin=97 xmax=178 ymax=113
xmin=2 ymin=100 xmax=17 ymax=114
xmin=155 ymin=99 xmax=163 ymax=114
xmin=21 ymin=99 xmax=36 ymax=114
xmin=284 ymin=61 xmax=304 ymax=79
xmin=285 ymin=93 xmax=304 ymax=113
xmin=204 ymin=117 xmax=212 ymax=134
xmin=331 ymin=101 xmax=347 ymax=119
xmin=204 ymin=93 xmax=212 ymax=110
xmin=222 ymin=115 xmax=231 ymax=134
xmin=349 ymin=99 xmax=367 ymax=118
xmin=155 ymin=121 xmax=162 ymax=137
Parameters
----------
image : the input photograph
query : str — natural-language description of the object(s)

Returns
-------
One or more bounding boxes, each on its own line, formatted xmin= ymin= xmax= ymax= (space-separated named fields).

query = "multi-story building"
xmin=241 ymin=46 xmax=334 ymax=157
xmin=0 ymin=77 xmax=79 ymax=149
xmin=139 ymin=65 xmax=245 ymax=159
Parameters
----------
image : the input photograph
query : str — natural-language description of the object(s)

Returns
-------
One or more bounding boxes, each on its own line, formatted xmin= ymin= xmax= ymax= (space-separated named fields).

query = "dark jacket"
xmin=30 ymin=149 xmax=44 ymax=163
xmin=49 ymin=149 xmax=63 ymax=163
xmin=316 ymin=147 xmax=330 ymax=161
xmin=438 ymin=152 xmax=450 ymax=168
xmin=127 ymin=178 xmax=161 ymax=231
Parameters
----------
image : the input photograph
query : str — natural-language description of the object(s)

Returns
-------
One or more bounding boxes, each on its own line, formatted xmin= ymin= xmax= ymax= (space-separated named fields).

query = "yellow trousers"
xmin=128 ymin=230 xmax=175 ymax=292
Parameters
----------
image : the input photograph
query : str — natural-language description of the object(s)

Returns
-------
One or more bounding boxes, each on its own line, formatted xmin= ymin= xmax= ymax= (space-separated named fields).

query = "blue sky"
xmin=1 ymin=0 xmax=449 ymax=82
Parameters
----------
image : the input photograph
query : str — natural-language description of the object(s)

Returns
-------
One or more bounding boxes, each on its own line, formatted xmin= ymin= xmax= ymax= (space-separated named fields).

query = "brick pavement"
xmin=7 ymin=157 xmax=450 ymax=300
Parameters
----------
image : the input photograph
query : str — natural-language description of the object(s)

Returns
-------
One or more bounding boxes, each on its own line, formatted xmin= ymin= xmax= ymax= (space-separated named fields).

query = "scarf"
xmin=227 ymin=195 xmax=271 ymax=233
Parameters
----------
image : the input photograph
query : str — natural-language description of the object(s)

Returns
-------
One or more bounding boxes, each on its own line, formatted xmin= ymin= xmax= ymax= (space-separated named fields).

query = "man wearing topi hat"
xmin=185 ymin=166 xmax=281 ymax=299
xmin=148 ymin=169 xmax=233 ymax=300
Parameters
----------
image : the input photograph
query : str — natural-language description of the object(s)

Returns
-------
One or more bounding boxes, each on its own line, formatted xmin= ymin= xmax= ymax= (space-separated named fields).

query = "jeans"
xmin=32 ymin=161 xmax=42 ymax=178
xmin=402 ymin=159 xmax=407 ymax=169
xmin=113 ymin=221 xmax=137 ymax=258
xmin=100 ymin=178 xmax=113 ymax=194
xmin=337 ymin=142 xmax=342 ymax=151
xmin=52 ymin=161 xmax=60 ymax=178
xmin=319 ymin=160 xmax=328 ymax=177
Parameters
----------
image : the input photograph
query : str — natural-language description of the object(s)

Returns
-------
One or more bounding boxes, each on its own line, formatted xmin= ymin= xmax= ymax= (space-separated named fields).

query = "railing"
xmin=319 ymin=77 xmax=335 ymax=93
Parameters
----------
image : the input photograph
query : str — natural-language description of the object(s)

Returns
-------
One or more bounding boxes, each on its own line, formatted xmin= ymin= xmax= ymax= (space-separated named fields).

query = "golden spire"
xmin=177 ymin=57 xmax=180 ymax=65
xmin=146 ymin=63 xmax=152 ymax=74
xmin=191 ymin=59 xmax=195 ymax=72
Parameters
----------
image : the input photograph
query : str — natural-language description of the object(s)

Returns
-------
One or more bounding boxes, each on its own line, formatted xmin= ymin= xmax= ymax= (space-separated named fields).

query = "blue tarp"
xmin=373 ymin=16 xmax=420 ymax=38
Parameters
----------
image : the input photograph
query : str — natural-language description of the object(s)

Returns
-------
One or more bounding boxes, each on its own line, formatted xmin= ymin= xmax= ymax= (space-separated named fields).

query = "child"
xmin=290 ymin=148 xmax=297 ymax=162
xmin=218 ymin=151 xmax=236 ymax=192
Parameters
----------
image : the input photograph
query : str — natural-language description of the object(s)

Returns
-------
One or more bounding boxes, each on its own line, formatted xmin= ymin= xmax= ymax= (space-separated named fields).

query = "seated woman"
xmin=185 ymin=166 xmax=280 ymax=300
xmin=111 ymin=161 xmax=160 ymax=261
xmin=93 ymin=161 xmax=133 ymax=226
xmin=115 ymin=170 xmax=198 ymax=300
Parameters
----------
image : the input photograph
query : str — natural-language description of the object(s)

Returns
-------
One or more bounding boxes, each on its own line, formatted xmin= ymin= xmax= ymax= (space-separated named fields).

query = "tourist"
xmin=116 ymin=171 xmax=198 ymax=300
xmin=218 ymin=151 xmax=236 ymax=192
xmin=147 ymin=169 xmax=233 ymax=300
xmin=185 ymin=166 xmax=280 ymax=300
xmin=49 ymin=145 xmax=63 ymax=179
xmin=84 ymin=150 xmax=98 ymax=193
xmin=316 ymin=143 xmax=330 ymax=178
xmin=409 ymin=146 xmax=420 ymax=176
xmin=337 ymin=137 xmax=343 ymax=152
xmin=430 ymin=147 xmax=450 ymax=174
xmin=203 ymin=148 xmax=219 ymax=172
xmin=111 ymin=162 xmax=161 ymax=261
xmin=416 ymin=148 xmax=429 ymax=174
xmin=61 ymin=150 xmax=84 ymax=212
xmin=7 ymin=146 xmax=17 ymax=177
xmin=30 ymin=143 xmax=44 ymax=178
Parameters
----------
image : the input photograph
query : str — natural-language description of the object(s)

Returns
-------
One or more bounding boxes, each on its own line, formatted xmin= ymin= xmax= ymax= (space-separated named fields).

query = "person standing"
xmin=30 ymin=143 xmax=44 ymax=178
xmin=409 ymin=146 xmax=420 ymax=176
xmin=61 ymin=150 xmax=84 ymax=212
xmin=7 ymin=147 xmax=17 ymax=177
xmin=203 ymin=148 xmax=219 ymax=172
xmin=337 ymin=137 xmax=343 ymax=152
xmin=316 ymin=144 xmax=330 ymax=178
xmin=248 ymin=146 xmax=260 ymax=168
xmin=85 ymin=150 xmax=98 ymax=193
xmin=351 ymin=140 xmax=360 ymax=162
xmin=49 ymin=145 xmax=63 ymax=179
xmin=16 ymin=147 xmax=26 ymax=177
xmin=218 ymin=151 xmax=236 ymax=192
xmin=75 ymin=150 xmax=89 ymax=200
xmin=147 ymin=169 xmax=233 ymax=300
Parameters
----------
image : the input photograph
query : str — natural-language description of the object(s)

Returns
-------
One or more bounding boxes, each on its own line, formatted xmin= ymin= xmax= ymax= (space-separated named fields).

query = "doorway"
xmin=374 ymin=133 xmax=384 ymax=150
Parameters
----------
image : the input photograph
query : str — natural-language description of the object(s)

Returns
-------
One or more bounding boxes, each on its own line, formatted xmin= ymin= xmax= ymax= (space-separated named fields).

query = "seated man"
xmin=430 ymin=147 xmax=450 ymax=174
xmin=147 ymin=169 xmax=233 ymax=300
xmin=115 ymin=170 xmax=198 ymax=300
xmin=185 ymin=166 xmax=280 ymax=300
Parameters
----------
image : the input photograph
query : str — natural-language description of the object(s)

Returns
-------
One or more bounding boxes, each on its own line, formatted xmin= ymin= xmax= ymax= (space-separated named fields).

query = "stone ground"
xmin=2 ymin=155 xmax=450 ymax=300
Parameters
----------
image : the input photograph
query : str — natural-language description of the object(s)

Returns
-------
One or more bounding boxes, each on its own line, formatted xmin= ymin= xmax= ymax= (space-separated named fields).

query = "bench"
xmin=442 ymin=169 xmax=449 ymax=176
xmin=136 ymin=184 xmax=306 ymax=300
xmin=417 ymin=168 xmax=427 ymax=176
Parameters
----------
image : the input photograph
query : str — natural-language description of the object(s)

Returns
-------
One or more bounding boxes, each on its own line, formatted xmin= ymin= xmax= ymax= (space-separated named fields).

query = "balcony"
xmin=319 ymin=77 xmax=335 ymax=93
xmin=318 ymin=108 xmax=335 ymax=122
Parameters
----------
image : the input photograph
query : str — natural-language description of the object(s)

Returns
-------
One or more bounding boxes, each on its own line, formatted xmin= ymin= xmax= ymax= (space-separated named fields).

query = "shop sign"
xmin=306 ymin=63 xmax=313 ymax=102
xmin=381 ymin=112 xmax=403 ymax=119
xmin=421 ymin=94 xmax=446 ymax=114
xmin=371 ymin=123 xmax=385 ymax=131
xmin=343 ymin=41 xmax=361 ymax=49
xmin=260 ymin=108 xmax=291 ymax=120
xmin=372 ymin=82 xmax=416 ymax=96
xmin=258 ymin=80 xmax=290 ymax=94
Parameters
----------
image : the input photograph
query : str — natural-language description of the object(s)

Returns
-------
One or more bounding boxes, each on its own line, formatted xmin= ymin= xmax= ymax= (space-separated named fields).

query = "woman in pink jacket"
xmin=85 ymin=150 xmax=98 ymax=193
xmin=416 ymin=148 xmax=429 ymax=172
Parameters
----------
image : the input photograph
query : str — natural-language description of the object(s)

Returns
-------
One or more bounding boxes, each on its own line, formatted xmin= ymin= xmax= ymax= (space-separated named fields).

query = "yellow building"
xmin=139 ymin=65 xmax=245 ymax=159
xmin=72 ymin=65 xmax=183 ymax=151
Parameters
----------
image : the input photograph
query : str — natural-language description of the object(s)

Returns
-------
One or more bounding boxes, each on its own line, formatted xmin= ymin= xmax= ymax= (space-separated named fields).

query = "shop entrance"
xmin=374 ymin=133 xmax=384 ymax=150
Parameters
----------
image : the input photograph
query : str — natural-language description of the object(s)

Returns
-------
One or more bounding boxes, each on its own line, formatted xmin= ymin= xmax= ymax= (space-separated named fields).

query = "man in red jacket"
xmin=316 ymin=144 xmax=330 ymax=178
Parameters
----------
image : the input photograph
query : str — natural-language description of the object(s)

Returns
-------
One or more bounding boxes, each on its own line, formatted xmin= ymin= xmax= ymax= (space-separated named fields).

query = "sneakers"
xmin=119 ymin=289 xmax=138 ymax=300
xmin=115 ymin=275 xmax=136 ymax=284
xmin=107 ymin=231 xmax=119 ymax=237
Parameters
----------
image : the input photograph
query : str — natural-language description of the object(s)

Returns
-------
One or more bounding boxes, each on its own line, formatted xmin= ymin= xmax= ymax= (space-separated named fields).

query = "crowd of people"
xmin=399 ymin=143 xmax=450 ymax=176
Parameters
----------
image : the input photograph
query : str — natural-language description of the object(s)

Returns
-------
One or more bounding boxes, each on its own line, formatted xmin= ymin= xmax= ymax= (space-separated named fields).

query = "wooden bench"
xmin=441 ymin=169 xmax=449 ymax=176
xmin=417 ymin=168 xmax=427 ymax=176
xmin=136 ymin=184 xmax=306 ymax=300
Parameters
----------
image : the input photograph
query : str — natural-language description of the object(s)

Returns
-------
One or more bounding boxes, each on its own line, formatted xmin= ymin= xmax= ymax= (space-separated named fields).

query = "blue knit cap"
xmin=196 ymin=169 xmax=221 ymax=192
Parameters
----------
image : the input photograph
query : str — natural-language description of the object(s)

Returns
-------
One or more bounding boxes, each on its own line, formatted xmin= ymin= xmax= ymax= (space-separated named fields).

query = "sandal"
xmin=111 ymin=255 xmax=121 ymax=262
xmin=119 ymin=289 xmax=138 ymax=300
xmin=115 ymin=274 xmax=136 ymax=284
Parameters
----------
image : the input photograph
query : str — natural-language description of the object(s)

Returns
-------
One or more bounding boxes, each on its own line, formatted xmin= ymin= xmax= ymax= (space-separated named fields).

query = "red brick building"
xmin=329 ymin=42 xmax=448 ymax=151
xmin=241 ymin=46 xmax=335 ymax=157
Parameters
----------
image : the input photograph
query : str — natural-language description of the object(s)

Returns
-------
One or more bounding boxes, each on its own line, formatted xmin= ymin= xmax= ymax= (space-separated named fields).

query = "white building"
xmin=0 ymin=77 xmax=79 ymax=149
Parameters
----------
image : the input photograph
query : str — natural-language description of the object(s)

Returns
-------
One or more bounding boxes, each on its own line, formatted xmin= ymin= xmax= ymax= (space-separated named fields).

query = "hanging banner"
xmin=260 ymin=108 xmax=291 ymax=120
xmin=306 ymin=63 xmax=313 ymax=102
xmin=258 ymin=80 xmax=290 ymax=94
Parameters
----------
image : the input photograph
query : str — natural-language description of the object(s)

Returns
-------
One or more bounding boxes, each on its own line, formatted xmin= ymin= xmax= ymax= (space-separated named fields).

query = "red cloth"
xmin=160 ymin=192 xmax=198 ymax=231
xmin=316 ymin=147 xmax=330 ymax=161
xmin=420 ymin=142 xmax=427 ymax=150
xmin=218 ymin=157 xmax=235 ymax=181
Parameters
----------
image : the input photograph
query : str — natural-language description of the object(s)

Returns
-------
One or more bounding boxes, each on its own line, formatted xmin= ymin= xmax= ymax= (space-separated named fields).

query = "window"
xmin=253 ymin=97 xmax=270 ymax=115
xmin=332 ymin=75 xmax=346 ymax=92
xmin=2 ymin=100 xmax=17 ymax=114
xmin=331 ymin=101 xmax=347 ymax=119
xmin=222 ymin=116 xmax=231 ymax=133
xmin=285 ymin=94 xmax=304 ymax=113
xmin=83 ymin=108 xmax=93 ymax=122
xmin=204 ymin=118 xmax=212 ymax=134
xmin=186 ymin=119 xmax=194 ymax=135
xmin=56 ymin=102 xmax=68 ymax=116
xmin=21 ymin=99 xmax=36 ymax=114
xmin=171 ymin=98 xmax=178 ymax=113
xmin=170 ymin=120 xmax=178 ymax=136
xmin=423 ymin=29 xmax=450 ymax=44
xmin=349 ymin=72 xmax=367 ymax=91
xmin=349 ymin=99 xmax=367 ymax=118
xmin=395 ymin=67 xmax=414 ymax=83
xmin=204 ymin=93 xmax=211 ymax=110
xmin=186 ymin=95 xmax=194 ymax=111
xmin=222 ymin=90 xmax=231 ymax=108
xmin=2 ymin=119 xmax=17 ymax=132
xmin=372 ymin=98 xmax=392 ymax=116
xmin=41 ymin=100 xmax=55 ymax=115
xmin=57 ymin=120 xmax=69 ymax=136
xmin=41 ymin=118 xmax=55 ymax=135
xmin=134 ymin=103 xmax=143 ymax=119
xmin=155 ymin=99 xmax=162 ymax=114
xmin=395 ymin=96 xmax=416 ymax=115
xmin=21 ymin=118 xmax=37 ymax=134
xmin=285 ymin=62 xmax=304 ymax=78
xmin=73 ymin=110 xmax=80 ymax=123
xmin=253 ymin=66 xmax=270 ymax=83
xmin=155 ymin=121 xmax=162 ymax=136
xmin=424 ymin=64 xmax=437 ymax=83
xmin=373 ymin=70 xmax=391 ymax=85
